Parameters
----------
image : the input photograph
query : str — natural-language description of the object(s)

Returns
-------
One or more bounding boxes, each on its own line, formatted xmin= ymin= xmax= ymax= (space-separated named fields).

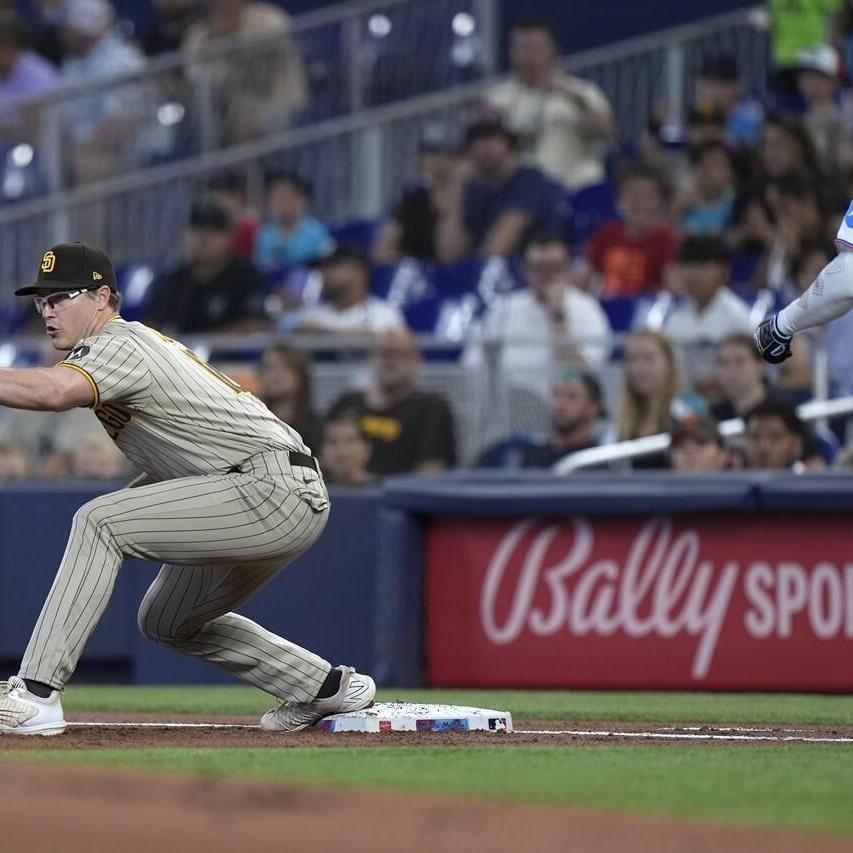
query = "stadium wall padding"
xmin=3 ymin=472 xmax=853 ymax=688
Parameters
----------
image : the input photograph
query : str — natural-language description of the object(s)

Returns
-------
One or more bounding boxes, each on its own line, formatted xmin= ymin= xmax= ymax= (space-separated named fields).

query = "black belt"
xmin=289 ymin=450 xmax=319 ymax=472
xmin=227 ymin=450 xmax=318 ymax=475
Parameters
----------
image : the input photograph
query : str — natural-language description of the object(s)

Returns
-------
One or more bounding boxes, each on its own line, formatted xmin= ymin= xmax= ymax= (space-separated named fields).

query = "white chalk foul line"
xmin=517 ymin=729 xmax=853 ymax=744
xmin=65 ymin=721 xmax=853 ymax=743
xmin=67 ymin=722 xmax=256 ymax=730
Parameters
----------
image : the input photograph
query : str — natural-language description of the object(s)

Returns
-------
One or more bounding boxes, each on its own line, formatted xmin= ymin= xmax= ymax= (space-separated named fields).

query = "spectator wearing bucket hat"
xmin=794 ymin=43 xmax=853 ymax=173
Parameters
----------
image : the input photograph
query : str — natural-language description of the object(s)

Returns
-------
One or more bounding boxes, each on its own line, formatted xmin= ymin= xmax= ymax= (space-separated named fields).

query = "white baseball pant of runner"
xmin=18 ymin=451 xmax=332 ymax=703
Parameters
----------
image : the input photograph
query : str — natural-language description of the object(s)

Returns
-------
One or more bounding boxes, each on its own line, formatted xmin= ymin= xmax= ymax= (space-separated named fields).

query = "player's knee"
xmin=137 ymin=600 xmax=174 ymax=645
xmin=72 ymin=496 xmax=115 ymax=538
xmin=137 ymin=599 xmax=195 ymax=646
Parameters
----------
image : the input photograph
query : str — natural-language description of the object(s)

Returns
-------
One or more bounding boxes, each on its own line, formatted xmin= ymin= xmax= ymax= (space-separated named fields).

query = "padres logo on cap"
xmin=40 ymin=250 xmax=56 ymax=273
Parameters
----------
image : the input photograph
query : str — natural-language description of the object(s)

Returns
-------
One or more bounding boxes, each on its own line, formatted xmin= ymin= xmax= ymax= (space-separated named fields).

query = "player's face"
xmin=671 ymin=437 xmax=728 ymax=472
xmin=37 ymin=287 xmax=110 ymax=351
xmin=624 ymin=337 xmax=670 ymax=398
xmin=745 ymin=416 xmax=802 ymax=469
xmin=321 ymin=421 xmax=370 ymax=485
xmin=717 ymin=342 xmax=765 ymax=399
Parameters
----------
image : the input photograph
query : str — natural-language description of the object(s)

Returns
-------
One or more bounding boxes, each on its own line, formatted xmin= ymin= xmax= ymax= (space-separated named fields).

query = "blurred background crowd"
xmin=0 ymin=0 xmax=851 ymax=482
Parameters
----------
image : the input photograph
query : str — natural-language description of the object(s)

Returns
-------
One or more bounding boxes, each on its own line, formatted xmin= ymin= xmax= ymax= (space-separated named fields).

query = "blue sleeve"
xmin=306 ymin=218 xmax=334 ymax=255
xmin=253 ymin=225 xmax=277 ymax=272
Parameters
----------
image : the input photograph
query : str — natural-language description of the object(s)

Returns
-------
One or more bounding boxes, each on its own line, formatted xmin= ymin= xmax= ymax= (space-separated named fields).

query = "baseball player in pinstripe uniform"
xmin=0 ymin=242 xmax=375 ymax=736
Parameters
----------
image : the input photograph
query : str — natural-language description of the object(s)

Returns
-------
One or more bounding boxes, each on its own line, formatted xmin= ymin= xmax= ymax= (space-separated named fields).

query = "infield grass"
xmin=62 ymin=685 xmax=853 ymax=725
xmin=19 ymin=744 xmax=853 ymax=834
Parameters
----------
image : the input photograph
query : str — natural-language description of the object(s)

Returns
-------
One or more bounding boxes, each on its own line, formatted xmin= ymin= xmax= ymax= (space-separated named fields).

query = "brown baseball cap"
xmin=671 ymin=414 xmax=724 ymax=447
xmin=16 ymin=242 xmax=117 ymax=295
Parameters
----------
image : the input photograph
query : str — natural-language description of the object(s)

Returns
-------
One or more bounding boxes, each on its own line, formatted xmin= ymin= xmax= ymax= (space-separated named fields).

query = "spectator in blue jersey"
xmin=436 ymin=118 xmax=564 ymax=263
xmin=673 ymin=141 xmax=738 ymax=236
xmin=254 ymin=171 xmax=333 ymax=274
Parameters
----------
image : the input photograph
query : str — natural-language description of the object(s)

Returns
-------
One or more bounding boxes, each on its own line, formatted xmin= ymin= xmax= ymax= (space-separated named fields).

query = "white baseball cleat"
xmin=260 ymin=666 xmax=376 ymax=733
xmin=0 ymin=676 xmax=66 ymax=736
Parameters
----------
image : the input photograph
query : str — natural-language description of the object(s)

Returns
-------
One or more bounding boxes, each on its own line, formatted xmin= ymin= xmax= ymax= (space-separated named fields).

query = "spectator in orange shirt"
xmin=579 ymin=163 xmax=678 ymax=298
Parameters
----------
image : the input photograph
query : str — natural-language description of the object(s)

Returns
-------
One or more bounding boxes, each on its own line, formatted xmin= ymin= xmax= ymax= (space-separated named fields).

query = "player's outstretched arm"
xmin=0 ymin=365 xmax=95 ymax=411
xmin=755 ymin=252 xmax=853 ymax=364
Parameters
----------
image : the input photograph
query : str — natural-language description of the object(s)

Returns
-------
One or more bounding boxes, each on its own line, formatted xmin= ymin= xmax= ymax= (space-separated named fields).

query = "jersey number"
xmin=149 ymin=328 xmax=246 ymax=396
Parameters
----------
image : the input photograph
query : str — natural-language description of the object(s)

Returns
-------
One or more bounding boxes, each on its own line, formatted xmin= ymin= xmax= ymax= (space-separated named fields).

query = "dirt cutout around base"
xmin=2 ymin=764 xmax=852 ymax=853
xmin=0 ymin=713 xmax=850 ymax=750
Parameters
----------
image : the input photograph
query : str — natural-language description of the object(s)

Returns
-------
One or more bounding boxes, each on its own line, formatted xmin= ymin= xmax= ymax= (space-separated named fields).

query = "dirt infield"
xmin=0 ymin=712 xmax=850 ymax=750
xmin=3 ymin=763 xmax=853 ymax=853
xmin=2 ymin=714 xmax=852 ymax=851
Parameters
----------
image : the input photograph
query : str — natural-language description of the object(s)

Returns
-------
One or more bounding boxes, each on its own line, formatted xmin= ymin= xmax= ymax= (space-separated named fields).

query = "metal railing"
xmin=0 ymin=6 xmax=771 ymax=295
xmin=0 ymin=0 xmax=490 ymax=197
xmin=553 ymin=395 xmax=853 ymax=474
xmin=0 ymin=323 xmax=838 ymax=467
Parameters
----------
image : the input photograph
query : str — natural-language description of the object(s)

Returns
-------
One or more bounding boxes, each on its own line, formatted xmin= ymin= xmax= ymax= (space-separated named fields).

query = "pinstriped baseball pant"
xmin=19 ymin=452 xmax=333 ymax=703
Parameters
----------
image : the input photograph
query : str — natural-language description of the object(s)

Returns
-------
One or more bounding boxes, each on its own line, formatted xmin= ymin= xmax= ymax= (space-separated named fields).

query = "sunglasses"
xmin=34 ymin=288 xmax=92 ymax=314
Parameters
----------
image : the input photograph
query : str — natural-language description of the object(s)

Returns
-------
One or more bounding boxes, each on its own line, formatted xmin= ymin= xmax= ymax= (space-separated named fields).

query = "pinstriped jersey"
xmin=57 ymin=319 xmax=308 ymax=480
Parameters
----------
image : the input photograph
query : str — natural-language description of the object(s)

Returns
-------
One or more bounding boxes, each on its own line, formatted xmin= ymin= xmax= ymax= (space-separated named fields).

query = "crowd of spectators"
xmin=0 ymin=0 xmax=309 ymax=186
xmin=5 ymin=7 xmax=853 ymax=482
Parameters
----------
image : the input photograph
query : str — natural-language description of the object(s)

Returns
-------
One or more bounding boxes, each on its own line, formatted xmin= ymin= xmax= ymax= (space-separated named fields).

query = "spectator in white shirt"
xmin=483 ymin=16 xmax=613 ymax=192
xmin=465 ymin=235 xmax=612 ymax=396
xmin=293 ymin=245 xmax=406 ymax=336
xmin=59 ymin=0 xmax=162 ymax=184
xmin=663 ymin=235 xmax=753 ymax=393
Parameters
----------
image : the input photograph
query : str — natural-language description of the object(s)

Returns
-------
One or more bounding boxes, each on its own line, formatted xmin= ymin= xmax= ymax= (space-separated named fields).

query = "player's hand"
xmin=754 ymin=315 xmax=792 ymax=364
